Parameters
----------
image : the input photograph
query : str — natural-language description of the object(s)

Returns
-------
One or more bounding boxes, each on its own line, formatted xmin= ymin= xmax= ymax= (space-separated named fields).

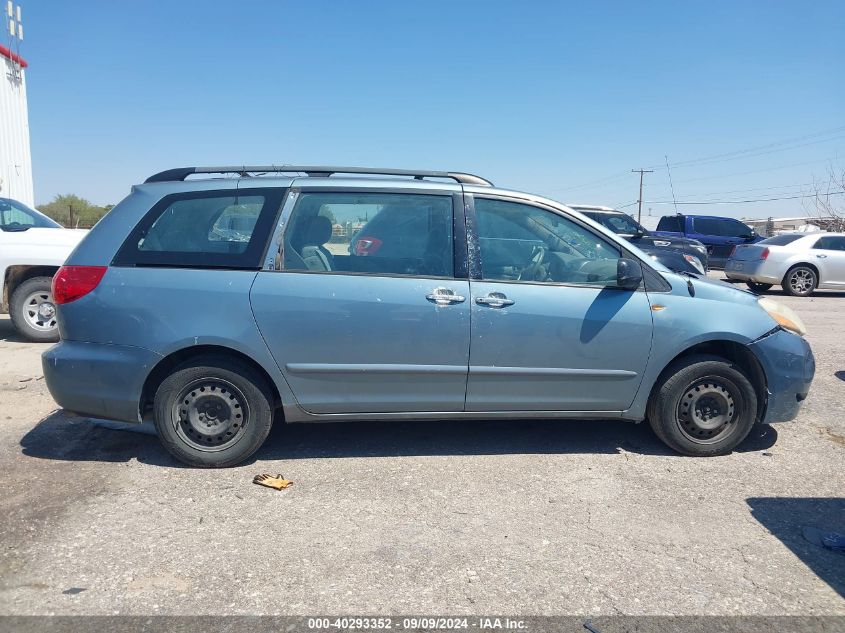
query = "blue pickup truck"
xmin=653 ymin=214 xmax=764 ymax=268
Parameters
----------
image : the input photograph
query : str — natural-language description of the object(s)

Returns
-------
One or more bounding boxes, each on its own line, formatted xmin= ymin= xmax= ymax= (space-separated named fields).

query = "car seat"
xmin=292 ymin=215 xmax=334 ymax=272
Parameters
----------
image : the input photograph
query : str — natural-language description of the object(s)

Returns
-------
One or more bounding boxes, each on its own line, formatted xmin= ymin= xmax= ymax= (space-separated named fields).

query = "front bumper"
xmin=749 ymin=328 xmax=815 ymax=424
xmin=42 ymin=341 xmax=162 ymax=423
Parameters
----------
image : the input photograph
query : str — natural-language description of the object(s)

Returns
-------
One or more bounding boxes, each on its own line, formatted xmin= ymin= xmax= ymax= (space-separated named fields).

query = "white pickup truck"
xmin=1 ymin=197 xmax=87 ymax=342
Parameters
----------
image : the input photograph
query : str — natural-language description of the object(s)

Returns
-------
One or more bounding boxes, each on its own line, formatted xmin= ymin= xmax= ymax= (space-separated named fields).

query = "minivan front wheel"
xmin=154 ymin=358 xmax=274 ymax=467
xmin=647 ymin=355 xmax=758 ymax=456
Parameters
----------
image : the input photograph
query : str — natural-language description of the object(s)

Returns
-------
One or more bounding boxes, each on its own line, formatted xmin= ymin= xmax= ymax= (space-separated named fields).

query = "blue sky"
xmin=19 ymin=0 xmax=845 ymax=219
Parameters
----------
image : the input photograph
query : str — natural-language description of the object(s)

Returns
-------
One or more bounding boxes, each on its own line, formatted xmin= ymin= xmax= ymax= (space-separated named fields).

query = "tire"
xmin=647 ymin=355 xmax=758 ymax=457
xmin=745 ymin=281 xmax=773 ymax=293
xmin=782 ymin=265 xmax=817 ymax=297
xmin=153 ymin=357 xmax=274 ymax=467
xmin=9 ymin=276 xmax=60 ymax=343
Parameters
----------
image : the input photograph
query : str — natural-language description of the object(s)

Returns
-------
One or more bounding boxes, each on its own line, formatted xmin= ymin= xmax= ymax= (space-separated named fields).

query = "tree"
xmin=805 ymin=167 xmax=845 ymax=232
xmin=37 ymin=194 xmax=112 ymax=228
xmin=764 ymin=217 xmax=775 ymax=237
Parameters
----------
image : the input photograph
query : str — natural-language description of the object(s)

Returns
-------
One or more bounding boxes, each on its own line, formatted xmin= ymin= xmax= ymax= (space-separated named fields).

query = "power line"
xmin=644 ymin=125 xmax=845 ymax=170
xmin=548 ymin=170 xmax=633 ymax=193
xmin=665 ymin=156 xmax=679 ymax=215
xmin=671 ymin=156 xmax=840 ymax=185
xmin=642 ymin=190 xmax=845 ymax=206
xmin=552 ymin=126 xmax=845 ymax=194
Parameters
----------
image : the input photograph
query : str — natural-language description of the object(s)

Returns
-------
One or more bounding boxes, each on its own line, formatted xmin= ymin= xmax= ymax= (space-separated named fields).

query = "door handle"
xmin=475 ymin=292 xmax=515 ymax=308
xmin=425 ymin=287 xmax=466 ymax=305
xmin=816 ymin=254 xmax=828 ymax=259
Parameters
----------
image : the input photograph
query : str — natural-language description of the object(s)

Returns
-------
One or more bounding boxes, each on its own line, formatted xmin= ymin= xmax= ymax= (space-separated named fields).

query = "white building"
xmin=0 ymin=35 xmax=34 ymax=207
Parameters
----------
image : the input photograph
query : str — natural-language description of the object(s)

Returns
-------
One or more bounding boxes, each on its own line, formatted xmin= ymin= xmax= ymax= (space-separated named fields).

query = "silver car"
xmin=725 ymin=233 xmax=845 ymax=296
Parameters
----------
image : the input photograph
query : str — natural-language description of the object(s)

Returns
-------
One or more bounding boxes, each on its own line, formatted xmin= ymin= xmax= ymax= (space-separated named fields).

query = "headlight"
xmin=758 ymin=297 xmax=807 ymax=336
xmin=683 ymin=254 xmax=706 ymax=274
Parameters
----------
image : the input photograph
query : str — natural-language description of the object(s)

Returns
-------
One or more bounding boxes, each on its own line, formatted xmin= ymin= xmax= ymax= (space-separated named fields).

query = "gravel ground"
xmin=0 ymin=276 xmax=843 ymax=617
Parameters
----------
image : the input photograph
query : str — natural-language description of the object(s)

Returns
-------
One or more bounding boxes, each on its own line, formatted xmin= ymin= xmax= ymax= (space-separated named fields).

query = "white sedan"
xmin=725 ymin=232 xmax=845 ymax=296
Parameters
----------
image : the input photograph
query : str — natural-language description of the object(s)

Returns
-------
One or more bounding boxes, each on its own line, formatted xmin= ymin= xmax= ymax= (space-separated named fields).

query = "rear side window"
xmin=693 ymin=217 xmax=751 ymax=237
xmin=114 ymin=189 xmax=285 ymax=268
xmin=761 ymin=234 xmax=803 ymax=246
xmin=691 ymin=218 xmax=724 ymax=236
xmin=813 ymin=235 xmax=845 ymax=251
xmin=657 ymin=216 xmax=683 ymax=232
xmin=281 ymin=192 xmax=455 ymax=278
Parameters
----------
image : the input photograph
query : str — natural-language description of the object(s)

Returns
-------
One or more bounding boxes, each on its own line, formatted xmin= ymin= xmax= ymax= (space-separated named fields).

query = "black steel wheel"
xmin=676 ymin=378 xmax=739 ymax=444
xmin=172 ymin=378 xmax=250 ymax=452
xmin=154 ymin=357 xmax=274 ymax=467
xmin=647 ymin=355 xmax=758 ymax=456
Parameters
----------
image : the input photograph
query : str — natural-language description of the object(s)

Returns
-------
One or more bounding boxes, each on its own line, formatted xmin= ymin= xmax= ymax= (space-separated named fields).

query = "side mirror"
xmin=617 ymin=257 xmax=643 ymax=290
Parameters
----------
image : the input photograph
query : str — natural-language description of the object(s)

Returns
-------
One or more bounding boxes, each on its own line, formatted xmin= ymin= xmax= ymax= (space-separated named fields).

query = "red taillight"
xmin=52 ymin=266 xmax=107 ymax=304
xmin=354 ymin=236 xmax=383 ymax=256
xmin=729 ymin=246 xmax=737 ymax=257
xmin=760 ymin=247 xmax=769 ymax=260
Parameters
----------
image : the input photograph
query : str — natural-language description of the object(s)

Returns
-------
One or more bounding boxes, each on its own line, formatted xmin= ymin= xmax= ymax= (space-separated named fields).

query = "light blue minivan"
xmin=43 ymin=166 xmax=814 ymax=467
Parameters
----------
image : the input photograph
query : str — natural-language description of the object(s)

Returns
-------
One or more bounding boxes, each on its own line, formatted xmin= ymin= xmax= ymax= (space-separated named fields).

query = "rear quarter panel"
xmin=56 ymin=267 xmax=298 ymax=406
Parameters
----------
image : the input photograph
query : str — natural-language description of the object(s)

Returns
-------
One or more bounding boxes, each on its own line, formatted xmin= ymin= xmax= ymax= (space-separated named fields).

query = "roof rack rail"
xmin=144 ymin=166 xmax=493 ymax=187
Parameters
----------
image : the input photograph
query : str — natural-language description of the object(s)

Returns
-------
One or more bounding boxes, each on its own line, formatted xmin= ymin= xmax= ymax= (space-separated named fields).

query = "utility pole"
xmin=632 ymin=168 xmax=653 ymax=225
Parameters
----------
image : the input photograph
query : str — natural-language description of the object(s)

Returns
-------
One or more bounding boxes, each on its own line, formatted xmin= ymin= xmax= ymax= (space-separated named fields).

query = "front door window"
xmin=474 ymin=197 xmax=622 ymax=286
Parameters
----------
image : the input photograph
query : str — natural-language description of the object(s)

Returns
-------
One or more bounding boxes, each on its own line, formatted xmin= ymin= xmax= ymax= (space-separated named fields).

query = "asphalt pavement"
xmin=0 ymin=275 xmax=842 ymax=616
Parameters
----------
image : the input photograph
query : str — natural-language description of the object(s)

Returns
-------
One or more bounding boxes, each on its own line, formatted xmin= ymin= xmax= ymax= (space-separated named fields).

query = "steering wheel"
xmin=518 ymin=245 xmax=550 ymax=282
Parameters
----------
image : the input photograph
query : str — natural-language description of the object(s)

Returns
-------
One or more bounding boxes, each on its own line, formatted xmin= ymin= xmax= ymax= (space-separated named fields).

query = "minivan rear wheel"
xmin=153 ymin=357 xmax=274 ymax=467
xmin=647 ymin=355 xmax=758 ymax=456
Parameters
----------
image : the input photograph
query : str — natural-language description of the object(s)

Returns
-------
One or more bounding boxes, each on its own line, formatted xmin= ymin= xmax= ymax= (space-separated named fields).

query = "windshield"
xmin=0 ymin=198 xmax=62 ymax=229
xmin=583 ymin=211 xmax=644 ymax=235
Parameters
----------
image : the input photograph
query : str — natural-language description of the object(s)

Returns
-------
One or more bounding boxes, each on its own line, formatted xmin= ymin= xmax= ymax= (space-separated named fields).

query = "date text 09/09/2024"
xmin=307 ymin=618 xmax=527 ymax=630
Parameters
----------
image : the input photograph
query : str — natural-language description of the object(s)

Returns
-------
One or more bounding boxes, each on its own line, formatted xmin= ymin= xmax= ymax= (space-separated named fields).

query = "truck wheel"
xmin=745 ymin=282 xmax=773 ymax=293
xmin=782 ymin=265 xmax=817 ymax=297
xmin=9 ymin=277 xmax=60 ymax=343
xmin=647 ymin=355 xmax=758 ymax=457
xmin=153 ymin=357 xmax=274 ymax=468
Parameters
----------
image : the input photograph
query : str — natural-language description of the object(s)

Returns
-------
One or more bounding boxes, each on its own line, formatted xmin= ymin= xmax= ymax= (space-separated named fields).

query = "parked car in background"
xmin=726 ymin=232 xmax=845 ymax=296
xmin=43 ymin=165 xmax=814 ymax=468
xmin=654 ymin=214 xmax=763 ymax=268
xmin=645 ymin=248 xmax=706 ymax=275
xmin=569 ymin=205 xmax=708 ymax=272
xmin=0 ymin=197 xmax=87 ymax=341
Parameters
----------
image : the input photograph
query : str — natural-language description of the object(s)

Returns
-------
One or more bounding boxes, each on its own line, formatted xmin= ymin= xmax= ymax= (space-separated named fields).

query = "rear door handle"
xmin=475 ymin=292 xmax=515 ymax=308
xmin=426 ymin=287 xmax=466 ymax=305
